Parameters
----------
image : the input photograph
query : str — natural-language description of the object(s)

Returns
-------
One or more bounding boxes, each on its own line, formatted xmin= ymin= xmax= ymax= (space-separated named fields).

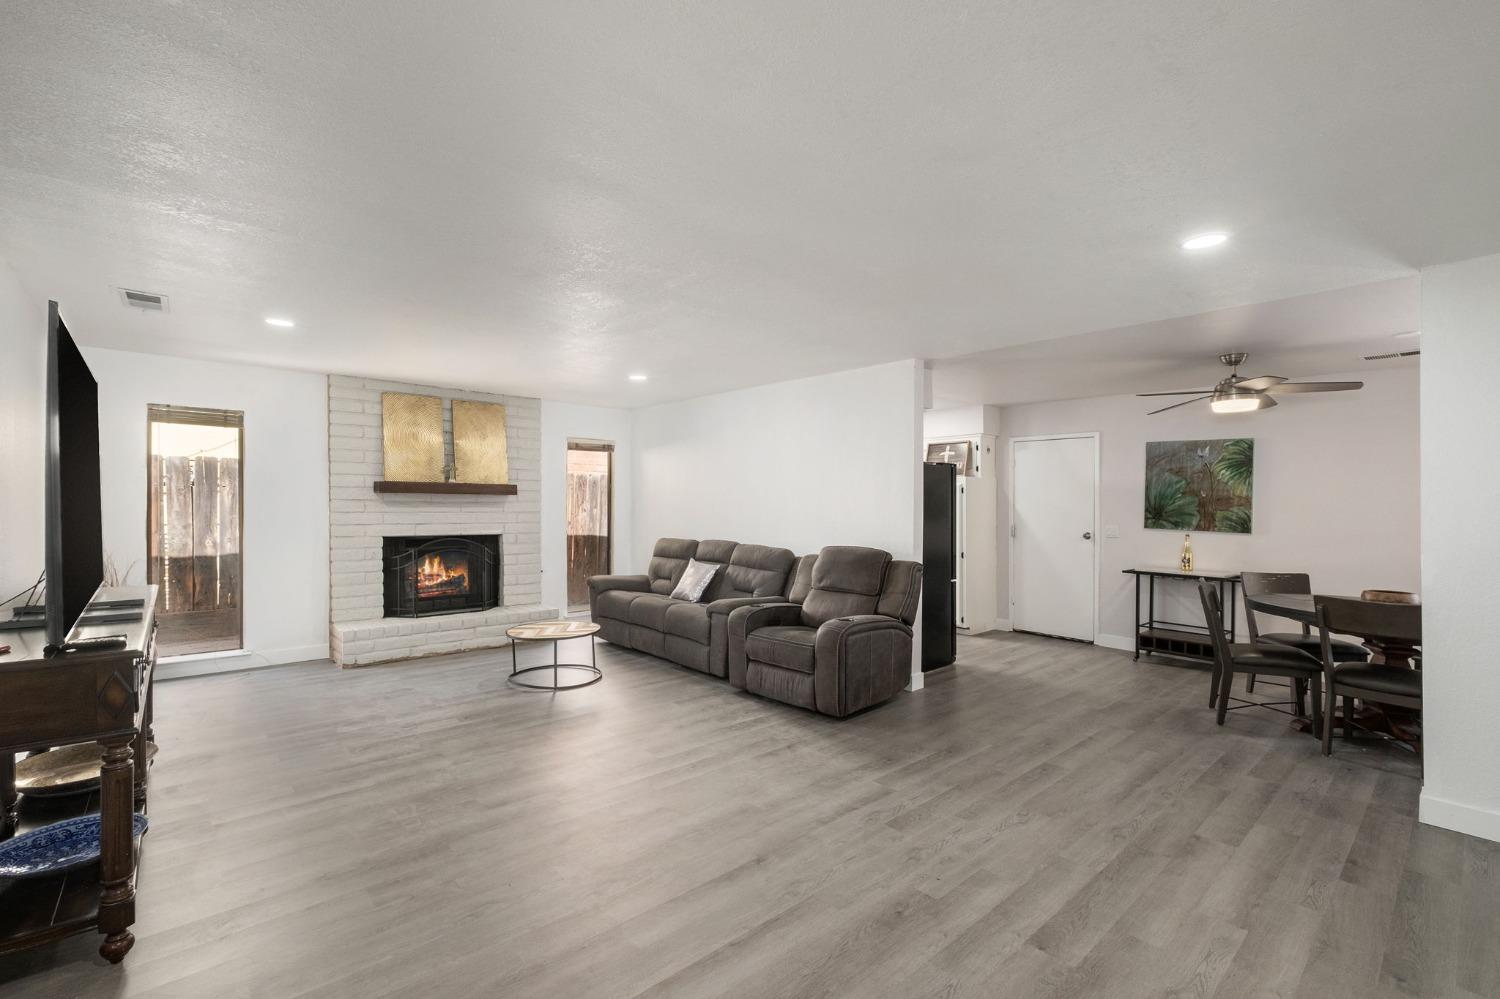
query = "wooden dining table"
xmin=1244 ymin=591 xmax=1421 ymax=747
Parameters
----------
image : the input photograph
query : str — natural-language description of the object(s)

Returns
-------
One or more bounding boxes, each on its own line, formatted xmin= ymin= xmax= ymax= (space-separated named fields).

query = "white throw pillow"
xmin=670 ymin=558 xmax=719 ymax=602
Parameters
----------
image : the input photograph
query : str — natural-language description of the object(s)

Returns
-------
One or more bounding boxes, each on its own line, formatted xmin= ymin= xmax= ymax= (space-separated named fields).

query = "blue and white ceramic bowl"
xmin=0 ymin=814 xmax=149 ymax=879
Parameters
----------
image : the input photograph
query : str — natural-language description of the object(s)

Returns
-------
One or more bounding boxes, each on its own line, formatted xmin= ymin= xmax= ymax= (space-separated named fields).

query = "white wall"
xmin=632 ymin=359 xmax=926 ymax=685
xmin=1419 ymin=253 xmax=1500 ymax=844
xmin=924 ymin=404 xmax=1002 ymax=440
xmin=990 ymin=366 xmax=1420 ymax=648
xmin=632 ymin=360 xmax=924 ymax=560
xmin=85 ymin=347 xmax=330 ymax=670
xmin=539 ymin=400 xmax=634 ymax=615
xmin=0 ymin=260 xmax=46 ymax=599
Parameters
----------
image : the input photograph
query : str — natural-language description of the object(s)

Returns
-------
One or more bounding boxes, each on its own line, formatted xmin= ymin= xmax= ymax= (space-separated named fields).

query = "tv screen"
xmin=44 ymin=301 xmax=104 ymax=649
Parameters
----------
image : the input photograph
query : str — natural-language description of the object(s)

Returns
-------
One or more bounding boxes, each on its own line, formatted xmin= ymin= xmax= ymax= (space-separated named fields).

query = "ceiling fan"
xmin=1139 ymin=352 xmax=1363 ymax=415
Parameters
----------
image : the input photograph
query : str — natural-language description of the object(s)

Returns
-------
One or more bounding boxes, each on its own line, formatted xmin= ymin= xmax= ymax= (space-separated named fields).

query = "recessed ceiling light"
xmin=1181 ymin=232 xmax=1230 ymax=250
xmin=628 ymin=373 xmax=648 ymax=382
xmin=264 ymin=317 xmax=296 ymax=328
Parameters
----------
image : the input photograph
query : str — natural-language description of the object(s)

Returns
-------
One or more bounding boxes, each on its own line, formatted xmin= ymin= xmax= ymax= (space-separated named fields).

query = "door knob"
xmin=1082 ymin=531 xmax=1093 ymax=540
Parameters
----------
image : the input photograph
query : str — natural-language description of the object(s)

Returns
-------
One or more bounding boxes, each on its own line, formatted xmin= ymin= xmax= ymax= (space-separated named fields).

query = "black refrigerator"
xmin=922 ymin=462 xmax=957 ymax=670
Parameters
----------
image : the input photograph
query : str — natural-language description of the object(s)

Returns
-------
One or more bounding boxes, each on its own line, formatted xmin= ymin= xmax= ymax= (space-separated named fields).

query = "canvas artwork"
xmin=1144 ymin=438 xmax=1254 ymax=533
xmin=381 ymin=392 xmax=445 ymax=482
xmin=452 ymin=399 xmax=509 ymax=484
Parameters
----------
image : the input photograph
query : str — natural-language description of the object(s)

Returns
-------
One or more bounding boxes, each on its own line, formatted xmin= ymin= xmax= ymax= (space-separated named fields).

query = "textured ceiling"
xmin=930 ymin=276 xmax=1420 ymax=406
xmin=2 ymin=2 xmax=1498 ymax=407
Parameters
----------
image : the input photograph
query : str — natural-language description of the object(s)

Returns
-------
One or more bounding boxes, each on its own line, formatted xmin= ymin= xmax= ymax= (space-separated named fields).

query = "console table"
xmin=1122 ymin=567 xmax=1240 ymax=664
xmin=0 ymin=585 xmax=158 ymax=964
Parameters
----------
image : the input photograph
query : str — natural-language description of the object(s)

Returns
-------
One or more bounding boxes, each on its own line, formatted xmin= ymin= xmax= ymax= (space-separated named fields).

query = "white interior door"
xmin=1012 ymin=435 xmax=1097 ymax=641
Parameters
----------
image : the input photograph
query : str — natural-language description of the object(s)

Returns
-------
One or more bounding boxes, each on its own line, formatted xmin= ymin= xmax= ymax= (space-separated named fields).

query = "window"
xmin=146 ymin=405 xmax=244 ymax=656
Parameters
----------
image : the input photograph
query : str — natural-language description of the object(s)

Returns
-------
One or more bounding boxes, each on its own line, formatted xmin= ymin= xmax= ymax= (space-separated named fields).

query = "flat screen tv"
xmin=44 ymin=301 xmax=104 ymax=649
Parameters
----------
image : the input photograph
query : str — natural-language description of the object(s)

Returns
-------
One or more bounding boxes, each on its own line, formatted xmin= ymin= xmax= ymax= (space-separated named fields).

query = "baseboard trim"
xmin=1420 ymin=790 xmax=1500 ymax=844
xmin=1095 ymin=632 xmax=1136 ymax=653
xmin=157 ymin=643 xmax=330 ymax=681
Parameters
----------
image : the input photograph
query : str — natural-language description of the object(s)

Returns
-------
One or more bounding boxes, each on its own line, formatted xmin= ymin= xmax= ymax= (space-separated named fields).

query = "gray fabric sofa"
xmin=727 ymin=546 xmax=923 ymax=717
xmin=588 ymin=538 xmax=797 ymax=677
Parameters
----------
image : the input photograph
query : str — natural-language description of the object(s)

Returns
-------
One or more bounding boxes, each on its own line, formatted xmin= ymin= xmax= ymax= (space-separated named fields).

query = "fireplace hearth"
xmin=383 ymin=535 xmax=502 ymax=618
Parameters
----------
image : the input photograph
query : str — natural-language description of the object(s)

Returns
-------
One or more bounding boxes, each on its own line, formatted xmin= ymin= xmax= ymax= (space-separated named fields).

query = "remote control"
xmin=59 ymin=634 xmax=129 ymax=653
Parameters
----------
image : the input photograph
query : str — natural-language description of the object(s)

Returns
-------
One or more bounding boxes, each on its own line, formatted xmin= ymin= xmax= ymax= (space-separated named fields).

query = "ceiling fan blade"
xmin=1147 ymin=395 xmax=1213 ymax=415
xmin=1136 ymin=389 xmax=1214 ymax=397
xmin=1234 ymin=375 xmax=1287 ymax=391
xmin=1265 ymin=381 xmax=1364 ymax=394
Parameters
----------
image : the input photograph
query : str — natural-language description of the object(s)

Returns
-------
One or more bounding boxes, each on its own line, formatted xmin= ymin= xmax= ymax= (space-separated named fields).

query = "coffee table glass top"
xmin=506 ymin=620 xmax=601 ymax=641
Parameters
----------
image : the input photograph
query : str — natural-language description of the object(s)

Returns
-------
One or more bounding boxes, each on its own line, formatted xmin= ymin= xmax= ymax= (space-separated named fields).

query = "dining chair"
xmin=1241 ymin=572 xmax=1369 ymax=662
xmin=1315 ymin=596 xmax=1422 ymax=757
xmin=1199 ymin=582 xmax=1323 ymax=729
xmin=1240 ymin=571 xmax=1368 ymax=692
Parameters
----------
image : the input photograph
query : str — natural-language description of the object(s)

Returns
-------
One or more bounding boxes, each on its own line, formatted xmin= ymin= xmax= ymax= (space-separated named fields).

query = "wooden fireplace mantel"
xmin=373 ymin=481 xmax=518 ymax=496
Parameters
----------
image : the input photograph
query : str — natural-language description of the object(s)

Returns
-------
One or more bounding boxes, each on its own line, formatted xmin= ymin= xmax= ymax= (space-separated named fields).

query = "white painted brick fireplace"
xmin=326 ymin=374 xmax=554 ymax=666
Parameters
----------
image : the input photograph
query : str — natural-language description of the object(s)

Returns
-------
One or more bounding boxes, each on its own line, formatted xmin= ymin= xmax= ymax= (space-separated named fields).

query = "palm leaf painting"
xmin=1144 ymin=438 xmax=1253 ymax=533
xmin=1144 ymin=473 xmax=1200 ymax=529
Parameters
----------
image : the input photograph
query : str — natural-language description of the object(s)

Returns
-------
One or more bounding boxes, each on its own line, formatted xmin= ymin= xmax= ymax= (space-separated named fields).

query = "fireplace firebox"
xmin=383 ymin=535 xmax=502 ymax=618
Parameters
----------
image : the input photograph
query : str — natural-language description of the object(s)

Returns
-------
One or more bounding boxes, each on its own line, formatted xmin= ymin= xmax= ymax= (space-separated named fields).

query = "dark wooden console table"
xmin=0 ymin=585 xmax=158 ymax=964
xmin=1123 ymin=567 xmax=1240 ymax=664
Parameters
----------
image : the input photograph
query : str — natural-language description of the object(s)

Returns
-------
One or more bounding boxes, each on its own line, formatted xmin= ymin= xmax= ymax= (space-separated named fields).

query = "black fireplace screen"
xmin=383 ymin=535 xmax=502 ymax=618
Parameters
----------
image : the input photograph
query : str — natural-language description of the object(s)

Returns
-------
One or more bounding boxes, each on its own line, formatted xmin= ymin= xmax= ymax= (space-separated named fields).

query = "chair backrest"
xmin=1241 ymin=572 xmax=1312 ymax=597
xmin=1314 ymin=595 xmax=1421 ymax=665
xmin=1240 ymin=571 xmax=1312 ymax=642
xmin=1198 ymin=581 xmax=1235 ymax=689
xmin=800 ymin=546 xmax=892 ymax=627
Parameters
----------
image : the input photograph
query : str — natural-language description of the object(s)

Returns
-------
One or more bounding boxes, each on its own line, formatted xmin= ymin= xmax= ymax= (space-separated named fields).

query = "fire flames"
xmin=416 ymin=553 xmax=470 ymax=597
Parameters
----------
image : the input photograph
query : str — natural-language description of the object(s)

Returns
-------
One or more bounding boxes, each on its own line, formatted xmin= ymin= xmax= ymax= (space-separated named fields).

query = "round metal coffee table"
xmin=506 ymin=620 xmax=602 ymax=690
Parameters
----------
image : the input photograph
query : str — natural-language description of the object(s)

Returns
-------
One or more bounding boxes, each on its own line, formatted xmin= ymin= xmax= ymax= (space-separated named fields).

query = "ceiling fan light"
xmin=1210 ymin=388 xmax=1269 ymax=414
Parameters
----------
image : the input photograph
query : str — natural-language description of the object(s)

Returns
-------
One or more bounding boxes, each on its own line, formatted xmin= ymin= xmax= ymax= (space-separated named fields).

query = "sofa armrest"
xmin=726 ymin=602 xmax=803 ymax=688
xmin=588 ymin=574 xmax=650 ymax=596
xmin=706 ymin=595 xmax=787 ymax=618
xmin=705 ymin=596 xmax=795 ymax=679
xmin=814 ymin=616 xmax=914 ymax=717
xmin=587 ymin=574 xmax=651 ymax=620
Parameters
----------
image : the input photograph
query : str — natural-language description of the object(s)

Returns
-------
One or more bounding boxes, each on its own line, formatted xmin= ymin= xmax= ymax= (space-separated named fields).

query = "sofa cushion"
xmin=695 ymin=539 xmax=739 ymax=564
xmin=595 ymin=589 xmax=642 ymax=622
xmin=708 ymin=543 xmax=796 ymax=601
xmin=810 ymin=546 xmax=891 ymax=594
xmin=629 ymin=593 xmax=677 ymax=630
xmin=745 ymin=625 xmax=818 ymax=673
xmin=802 ymin=546 xmax=891 ymax=626
xmin=648 ymin=538 xmax=699 ymax=595
xmin=664 ymin=601 xmax=712 ymax=643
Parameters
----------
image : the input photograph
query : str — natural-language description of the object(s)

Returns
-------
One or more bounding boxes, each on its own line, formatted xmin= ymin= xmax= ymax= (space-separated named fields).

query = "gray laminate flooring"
xmin=2 ymin=631 xmax=1495 ymax=998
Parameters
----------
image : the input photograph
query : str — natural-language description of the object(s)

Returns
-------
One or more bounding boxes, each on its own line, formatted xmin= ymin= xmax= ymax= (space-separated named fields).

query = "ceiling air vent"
xmin=1362 ymin=349 xmax=1420 ymax=361
xmin=119 ymin=288 xmax=169 ymax=312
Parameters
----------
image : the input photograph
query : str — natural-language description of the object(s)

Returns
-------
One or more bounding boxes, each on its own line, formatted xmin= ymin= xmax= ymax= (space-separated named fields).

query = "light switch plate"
xmin=1104 ymin=524 xmax=1120 ymax=539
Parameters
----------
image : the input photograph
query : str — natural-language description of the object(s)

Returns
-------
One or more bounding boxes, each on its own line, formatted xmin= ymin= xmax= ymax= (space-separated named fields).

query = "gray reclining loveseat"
xmin=587 ymin=538 xmax=796 ymax=677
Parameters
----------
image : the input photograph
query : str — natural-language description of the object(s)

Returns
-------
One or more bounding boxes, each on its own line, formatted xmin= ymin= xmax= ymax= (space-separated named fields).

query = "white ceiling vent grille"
xmin=119 ymin=288 xmax=169 ymax=312
xmin=1361 ymin=349 xmax=1420 ymax=361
